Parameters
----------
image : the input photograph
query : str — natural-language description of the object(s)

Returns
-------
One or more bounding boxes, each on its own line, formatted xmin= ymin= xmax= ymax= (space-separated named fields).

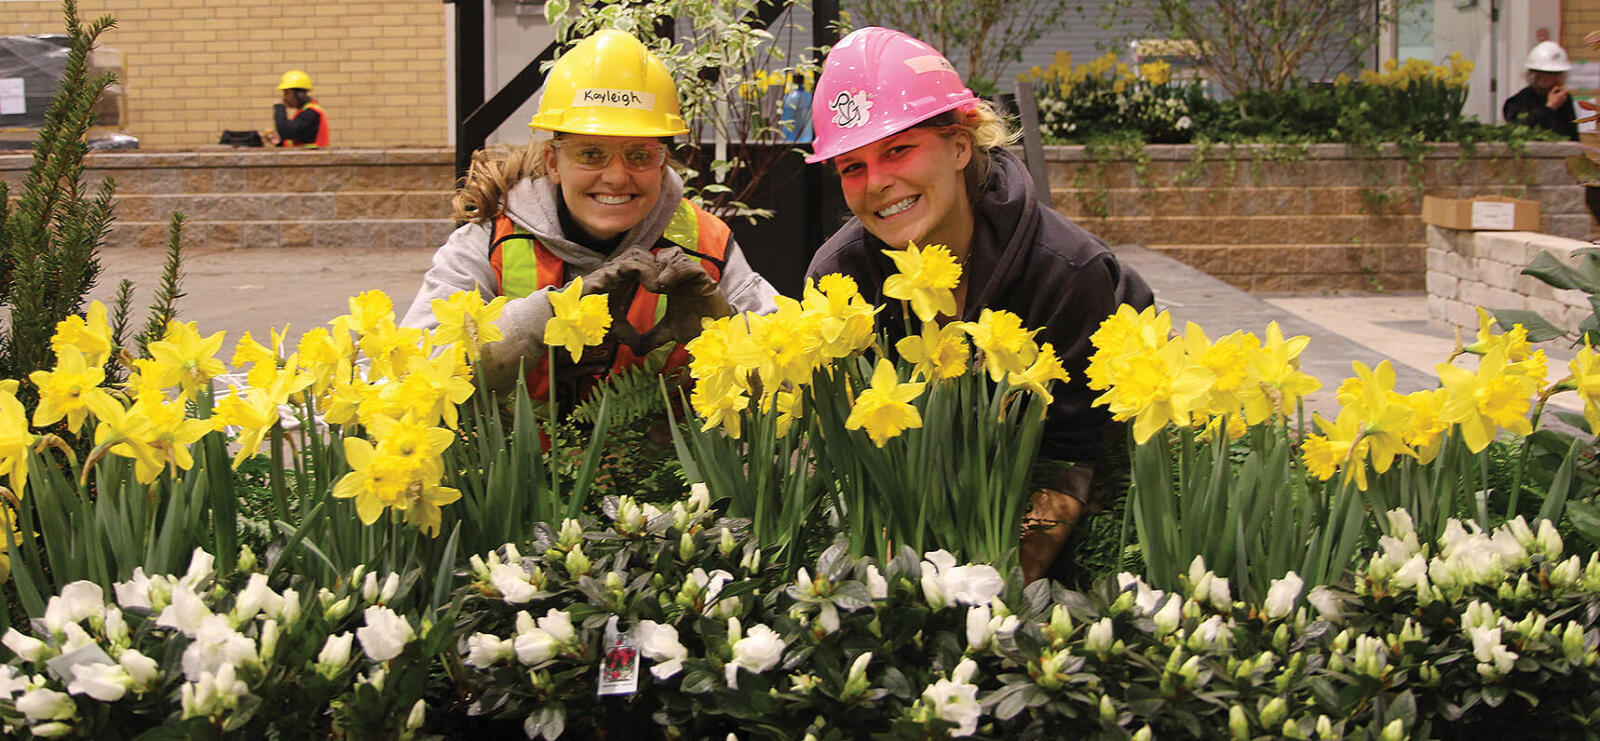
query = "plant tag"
xmin=596 ymin=615 xmax=639 ymax=696
xmin=44 ymin=643 xmax=114 ymax=683
xmin=1470 ymin=200 xmax=1516 ymax=230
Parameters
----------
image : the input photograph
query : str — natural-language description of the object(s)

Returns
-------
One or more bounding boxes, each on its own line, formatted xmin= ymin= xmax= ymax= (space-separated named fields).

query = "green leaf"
xmin=1490 ymin=309 xmax=1568 ymax=343
xmin=681 ymin=667 xmax=718 ymax=694
xmin=1522 ymin=251 xmax=1600 ymax=293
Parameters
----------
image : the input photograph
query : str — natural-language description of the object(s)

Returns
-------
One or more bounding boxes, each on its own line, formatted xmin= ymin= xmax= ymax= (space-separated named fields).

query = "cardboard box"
xmin=1421 ymin=195 xmax=1541 ymax=231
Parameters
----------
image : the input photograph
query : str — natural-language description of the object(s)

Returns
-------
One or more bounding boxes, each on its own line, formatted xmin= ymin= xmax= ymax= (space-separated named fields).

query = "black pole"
xmin=454 ymin=0 xmax=485 ymax=178
xmin=804 ymin=0 xmax=840 ymax=271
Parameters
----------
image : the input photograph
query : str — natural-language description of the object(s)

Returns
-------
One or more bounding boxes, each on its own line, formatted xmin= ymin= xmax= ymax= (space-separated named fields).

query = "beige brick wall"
xmin=1565 ymin=0 xmax=1600 ymax=61
xmin=1426 ymin=227 xmax=1593 ymax=333
xmin=1 ymin=0 xmax=449 ymax=149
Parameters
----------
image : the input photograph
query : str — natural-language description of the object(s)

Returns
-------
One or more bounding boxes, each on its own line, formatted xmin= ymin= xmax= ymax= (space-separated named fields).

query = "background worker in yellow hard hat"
xmin=266 ymin=69 xmax=330 ymax=148
xmin=400 ymin=29 xmax=778 ymax=405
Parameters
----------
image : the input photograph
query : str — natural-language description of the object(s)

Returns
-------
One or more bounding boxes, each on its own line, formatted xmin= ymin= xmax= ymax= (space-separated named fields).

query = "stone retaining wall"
xmin=1043 ymin=141 xmax=1588 ymax=294
xmin=0 ymin=148 xmax=457 ymax=251
xmin=1426 ymin=225 xmax=1593 ymax=333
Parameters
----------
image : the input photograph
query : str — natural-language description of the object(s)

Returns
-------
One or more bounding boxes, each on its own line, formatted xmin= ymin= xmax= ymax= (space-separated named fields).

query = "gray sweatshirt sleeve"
xmin=400 ymin=220 xmax=556 ymax=394
xmin=719 ymin=235 xmax=780 ymax=316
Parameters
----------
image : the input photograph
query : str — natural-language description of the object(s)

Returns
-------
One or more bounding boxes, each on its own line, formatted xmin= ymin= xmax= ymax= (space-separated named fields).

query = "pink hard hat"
xmin=805 ymin=27 xmax=980 ymax=164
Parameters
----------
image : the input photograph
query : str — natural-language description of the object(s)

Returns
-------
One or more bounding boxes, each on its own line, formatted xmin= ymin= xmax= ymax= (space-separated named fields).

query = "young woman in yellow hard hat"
xmin=401 ymin=29 xmax=778 ymax=404
xmin=266 ymin=69 xmax=330 ymax=148
xmin=803 ymin=28 xmax=1153 ymax=583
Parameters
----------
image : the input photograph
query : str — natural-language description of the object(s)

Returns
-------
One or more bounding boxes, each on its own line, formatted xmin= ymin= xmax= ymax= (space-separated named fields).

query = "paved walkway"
xmin=91 ymin=242 xmax=1578 ymax=419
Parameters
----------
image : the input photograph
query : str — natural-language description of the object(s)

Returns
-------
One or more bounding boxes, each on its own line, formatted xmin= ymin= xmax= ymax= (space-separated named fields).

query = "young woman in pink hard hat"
xmin=804 ymin=27 xmax=1154 ymax=584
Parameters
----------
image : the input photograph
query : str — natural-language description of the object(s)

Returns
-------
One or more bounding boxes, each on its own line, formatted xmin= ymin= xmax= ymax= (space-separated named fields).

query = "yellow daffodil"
xmin=1436 ymin=348 xmax=1537 ymax=453
xmin=369 ymin=415 xmax=454 ymax=481
xmin=749 ymin=297 xmax=822 ymax=390
xmin=29 ymin=349 xmax=120 ymax=433
xmin=801 ymin=274 xmax=878 ymax=359
xmin=298 ymin=327 xmax=356 ymax=397
xmin=1301 ymin=411 xmax=1371 ymax=490
xmin=845 ymin=358 xmax=926 ymax=447
xmin=882 ymin=241 xmax=962 ymax=323
xmin=321 ymin=363 xmax=367 ymax=427
xmin=359 ymin=318 xmax=429 ymax=382
xmin=394 ymin=351 xmax=476 ymax=429
xmin=1340 ymin=361 xmax=1413 ymax=474
xmin=687 ymin=315 xmax=745 ymax=385
xmin=1086 ymin=304 xmax=1171 ymax=391
xmin=332 ymin=438 xmax=413 ymax=525
xmin=128 ymin=390 xmax=211 ymax=482
xmin=1463 ymin=307 xmax=1532 ymax=362
xmin=1183 ymin=323 xmax=1259 ymax=419
xmin=431 ymin=289 xmax=507 ymax=361
xmin=50 ymin=300 xmax=112 ymax=367
xmin=92 ymin=403 xmax=164 ymax=484
xmin=691 ymin=371 xmax=750 ymax=439
xmin=1008 ymin=342 xmax=1071 ymax=406
xmin=403 ymin=481 xmax=462 ymax=537
xmin=961 ymin=309 xmax=1039 ymax=382
xmin=332 ymin=290 xmax=396 ymax=337
xmin=0 ymin=389 xmax=36 ymax=494
xmin=1242 ymin=322 xmax=1320 ymax=424
xmin=1402 ymin=388 xmax=1451 ymax=464
xmin=1566 ymin=343 xmax=1600 ymax=432
xmin=212 ymin=387 xmax=280 ymax=469
xmin=895 ymin=322 xmax=970 ymax=382
xmin=1092 ymin=337 xmax=1215 ymax=444
xmin=773 ymin=387 xmax=803 ymax=437
xmin=146 ymin=320 xmax=228 ymax=400
xmin=231 ymin=328 xmax=289 ymax=390
xmin=543 ymin=276 xmax=613 ymax=362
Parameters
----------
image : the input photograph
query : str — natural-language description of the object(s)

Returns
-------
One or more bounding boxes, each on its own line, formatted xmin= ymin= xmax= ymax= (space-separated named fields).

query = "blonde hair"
xmin=923 ymin=100 xmax=1018 ymax=199
xmin=451 ymin=140 xmax=552 ymax=223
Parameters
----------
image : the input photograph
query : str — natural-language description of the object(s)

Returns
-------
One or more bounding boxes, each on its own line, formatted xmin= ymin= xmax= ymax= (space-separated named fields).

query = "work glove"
xmin=636 ymin=249 xmax=733 ymax=351
xmin=576 ymin=246 xmax=661 ymax=354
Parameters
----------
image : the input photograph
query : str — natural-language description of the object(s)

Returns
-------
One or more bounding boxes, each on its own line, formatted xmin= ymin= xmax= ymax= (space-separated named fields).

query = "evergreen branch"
xmin=568 ymin=354 xmax=674 ymax=427
xmin=137 ymin=213 xmax=188 ymax=351
xmin=108 ymin=278 xmax=135 ymax=353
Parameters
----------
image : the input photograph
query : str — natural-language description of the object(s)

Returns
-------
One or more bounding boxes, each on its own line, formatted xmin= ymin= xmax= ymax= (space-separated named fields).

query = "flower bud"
xmin=361 ymin=572 xmax=379 ymax=602
xmin=1153 ymin=596 xmax=1182 ymax=636
xmin=324 ymin=595 xmax=354 ymax=622
xmin=1084 ymin=617 xmax=1114 ymax=654
xmin=348 ymin=565 xmax=367 ymax=590
xmin=1099 ymin=694 xmax=1117 ymax=723
xmin=237 ymin=545 xmax=257 ymax=573
xmin=1228 ymin=704 xmax=1249 ymax=740
xmin=1562 ymin=621 xmax=1587 ymax=660
xmin=405 ymin=699 xmax=426 ymax=731
xmin=840 ymin=651 xmax=872 ymax=701
xmin=1260 ymin=698 xmax=1287 ymax=727
xmin=1380 ymin=718 xmax=1405 ymax=741
xmin=1282 ymin=719 xmax=1305 ymax=739
xmin=469 ymin=554 xmax=491 ymax=581
xmin=565 ymin=545 xmax=591 ymax=577
xmin=718 ymin=527 xmax=737 ymax=557
xmin=1316 ymin=715 xmax=1334 ymax=739
xmin=1178 ymin=655 xmax=1201 ymax=684
xmin=740 ymin=544 xmax=761 ymax=573
xmin=1272 ymin=623 xmax=1290 ymax=653
xmin=1132 ymin=728 xmax=1152 ymax=741
xmin=1045 ymin=605 xmax=1073 ymax=646
xmin=679 ymin=532 xmax=697 ymax=562
xmin=557 ymin=518 xmax=584 ymax=550
xmin=379 ymin=573 xmax=400 ymax=604
xmin=259 ymin=619 xmax=280 ymax=663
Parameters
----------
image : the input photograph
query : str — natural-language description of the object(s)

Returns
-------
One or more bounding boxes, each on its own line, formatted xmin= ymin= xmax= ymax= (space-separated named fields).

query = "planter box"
xmin=1043 ymin=141 xmax=1588 ymax=294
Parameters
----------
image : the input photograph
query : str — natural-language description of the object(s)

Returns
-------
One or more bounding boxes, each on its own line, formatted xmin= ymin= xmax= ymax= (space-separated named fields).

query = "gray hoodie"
xmin=400 ymin=168 xmax=779 ymax=392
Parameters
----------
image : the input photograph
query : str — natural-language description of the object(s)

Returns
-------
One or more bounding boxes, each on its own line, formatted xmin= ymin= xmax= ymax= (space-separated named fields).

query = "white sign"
xmin=1470 ymin=200 xmax=1517 ymax=230
xmin=573 ymin=88 xmax=655 ymax=112
xmin=0 ymin=78 xmax=24 ymax=116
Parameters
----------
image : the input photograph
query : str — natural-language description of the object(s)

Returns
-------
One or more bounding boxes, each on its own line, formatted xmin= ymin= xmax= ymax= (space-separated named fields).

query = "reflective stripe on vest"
xmin=489 ymin=199 xmax=730 ymax=400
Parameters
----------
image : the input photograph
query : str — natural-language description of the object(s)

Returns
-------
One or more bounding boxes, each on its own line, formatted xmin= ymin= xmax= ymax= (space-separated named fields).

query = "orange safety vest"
xmin=488 ymin=199 xmax=728 ymax=402
xmin=283 ymin=101 xmax=331 ymax=148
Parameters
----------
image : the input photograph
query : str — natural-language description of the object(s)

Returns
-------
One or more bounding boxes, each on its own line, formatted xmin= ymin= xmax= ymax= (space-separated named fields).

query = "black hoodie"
xmin=807 ymin=148 xmax=1153 ymax=489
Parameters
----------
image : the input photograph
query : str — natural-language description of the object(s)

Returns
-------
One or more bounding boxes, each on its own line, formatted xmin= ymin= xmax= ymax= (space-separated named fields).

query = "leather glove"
xmin=636 ymin=249 xmax=733 ymax=351
xmin=577 ymin=247 xmax=660 ymax=354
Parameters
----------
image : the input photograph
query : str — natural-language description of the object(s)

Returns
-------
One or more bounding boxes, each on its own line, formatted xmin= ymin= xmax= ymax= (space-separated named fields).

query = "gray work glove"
xmin=636 ymin=249 xmax=733 ymax=351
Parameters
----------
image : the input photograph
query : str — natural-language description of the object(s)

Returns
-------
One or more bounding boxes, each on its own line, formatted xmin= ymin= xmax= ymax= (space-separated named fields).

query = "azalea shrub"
xmin=2 ymin=490 xmax=1598 ymax=738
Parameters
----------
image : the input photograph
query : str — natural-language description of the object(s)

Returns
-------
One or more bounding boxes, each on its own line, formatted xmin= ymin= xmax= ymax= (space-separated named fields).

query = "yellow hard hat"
xmin=277 ymin=70 xmax=313 ymax=91
xmin=529 ymin=30 xmax=688 ymax=137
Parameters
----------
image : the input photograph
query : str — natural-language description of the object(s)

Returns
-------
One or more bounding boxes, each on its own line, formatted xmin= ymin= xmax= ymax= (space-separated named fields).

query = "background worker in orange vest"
xmin=400 ymin=30 xmax=778 ymax=404
xmin=265 ymin=69 xmax=330 ymax=148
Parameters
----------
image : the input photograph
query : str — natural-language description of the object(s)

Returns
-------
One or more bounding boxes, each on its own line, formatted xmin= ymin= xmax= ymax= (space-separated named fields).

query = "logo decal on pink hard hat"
xmin=805 ymin=27 xmax=979 ymax=163
xmin=827 ymin=90 xmax=873 ymax=129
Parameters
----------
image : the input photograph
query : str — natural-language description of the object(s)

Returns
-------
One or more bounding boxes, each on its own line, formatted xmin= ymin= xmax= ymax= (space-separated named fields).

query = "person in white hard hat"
xmin=1503 ymin=40 xmax=1578 ymax=140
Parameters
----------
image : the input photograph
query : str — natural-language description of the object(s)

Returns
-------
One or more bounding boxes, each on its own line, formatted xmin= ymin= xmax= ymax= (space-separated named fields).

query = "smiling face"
xmin=546 ymin=134 xmax=668 ymax=243
xmin=833 ymin=126 xmax=974 ymax=254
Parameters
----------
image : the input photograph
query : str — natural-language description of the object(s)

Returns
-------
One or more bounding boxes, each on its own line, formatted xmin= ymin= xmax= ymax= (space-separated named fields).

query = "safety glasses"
xmin=550 ymin=139 xmax=669 ymax=172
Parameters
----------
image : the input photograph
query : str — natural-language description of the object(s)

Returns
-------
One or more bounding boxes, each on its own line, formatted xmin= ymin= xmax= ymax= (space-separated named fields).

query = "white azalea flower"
xmin=181 ymin=614 xmax=258 ymax=682
xmin=488 ymin=561 xmax=537 ymax=604
xmin=356 ymin=606 xmax=415 ymax=663
xmin=865 ymin=565 xmax=888 ymax=600
xmin=44 ymin=581 xmax=105 ymax=633
xmin=3 ymin=629 xmax=51 ymax=663
xmin=67 ymin=662 xmax=133 ymax=702
xmin=920 ymin=659 xmax=981 ymax=736
xmin=315 ymin=633 xmax=354 ymax=678
xmin=724 ymin=623 xmax=785 ymax=687
xmin=16 ymin=687 xmax=75 ymax=721
xmin=1263 ymin=572 xmax=1303 ymax=620
xmin=635 ymin=620 xmax=688 ymax=680
xmin=536 ymin=609 xmax=575 ymax=644
xmin=156 ymin=584 xmax=212 ymax=637
xmin=514 ymin=629 xmax=558 ymax=666
xmin=919 ymin=550 xmax=1002 ymax=609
